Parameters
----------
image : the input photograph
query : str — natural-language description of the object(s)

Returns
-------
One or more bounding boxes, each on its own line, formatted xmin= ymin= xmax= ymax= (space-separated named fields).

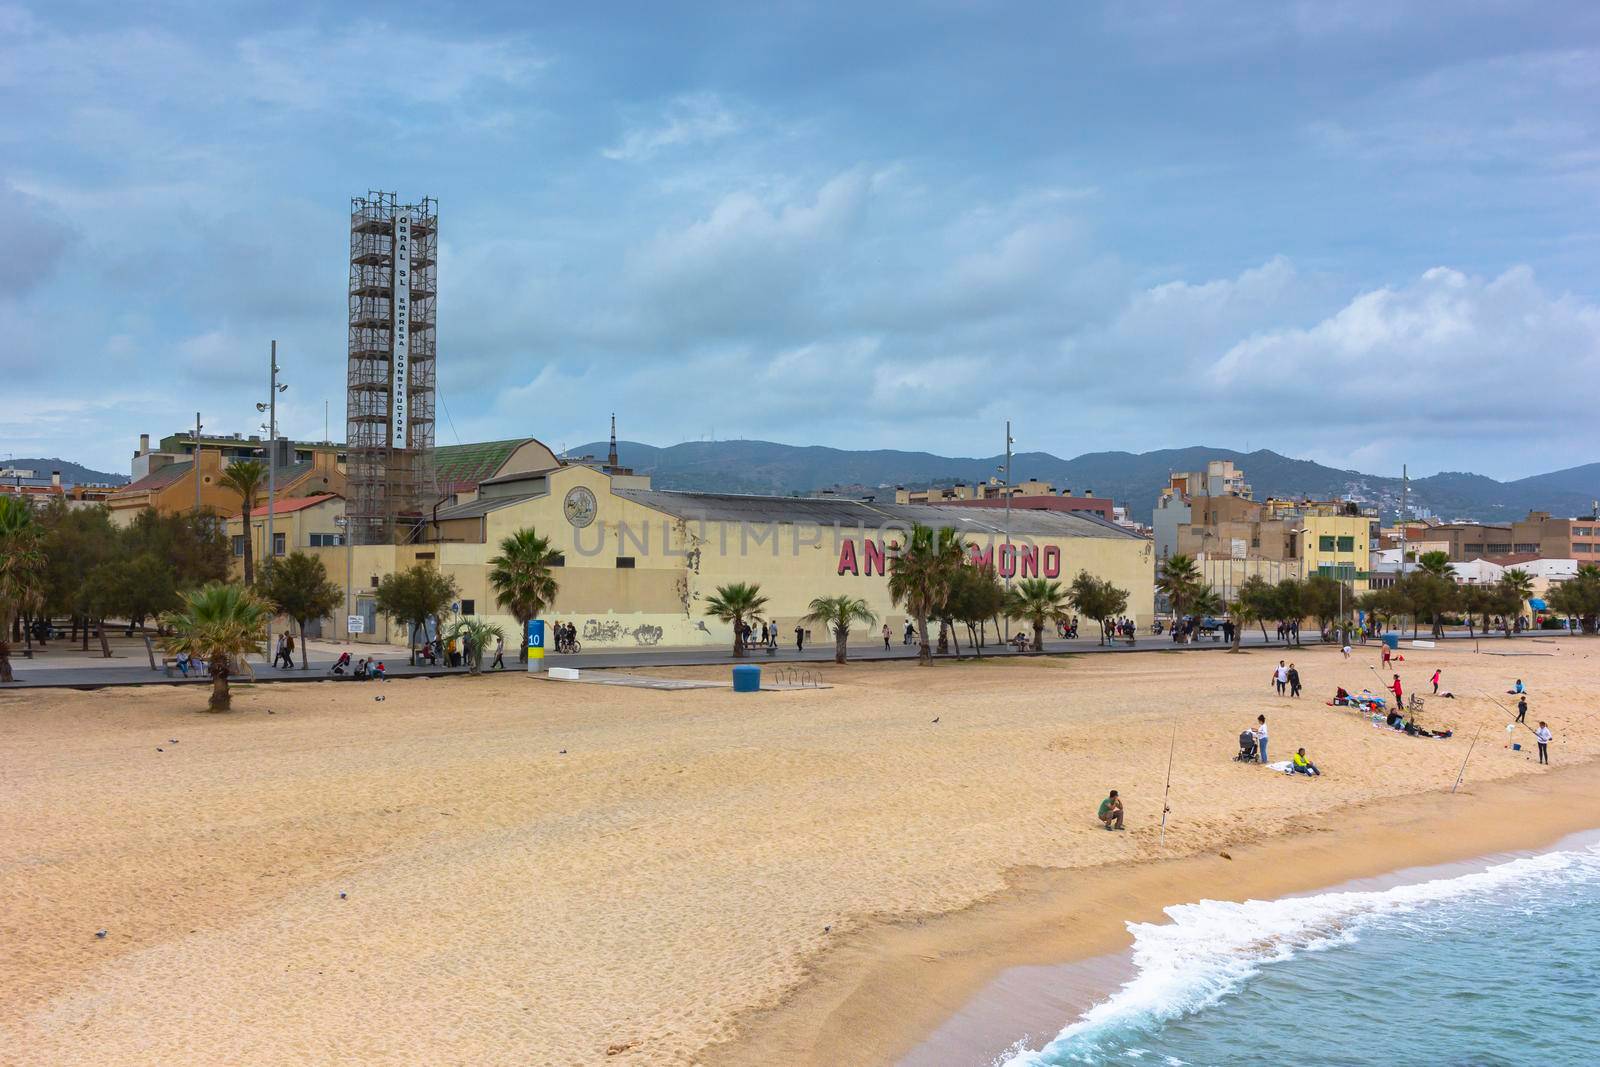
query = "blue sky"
xmin=3 ymin=1 xmax=1598 ymax=480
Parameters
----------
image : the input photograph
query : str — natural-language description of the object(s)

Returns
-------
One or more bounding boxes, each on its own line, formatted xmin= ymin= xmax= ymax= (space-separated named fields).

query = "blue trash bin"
xmin=732 ymin=665 xmax=761 ymax=692
xmin=1382 ymin=633 xmax=1399 ymax=651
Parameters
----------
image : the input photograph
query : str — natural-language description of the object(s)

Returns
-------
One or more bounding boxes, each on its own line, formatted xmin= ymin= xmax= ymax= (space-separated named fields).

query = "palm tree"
xmin=1003 ymin=578 xmax=1070 ymax=651
xmin=159 ymin=582 xmax=271 ymax=711
xmin=0 ymin=497 xmax=47 ymax=683
xmin=1501 ymin=568 xmax=1535 ymax=632
xmin=704 ymin=582 xmax=769 ymax=657
xmin=1156 ymin=554 xmax=1202 ymax=637
xmin=440 ymin=615 xmax=506 ymax=675
xmin=219 ymin=460 xmax=268 ymax=585
xmin=488 ymin=528 xmax=562 ymax=662
xmin=258 ymin=553 xmax=343 ymax=668
xmin=888 ymin=525 xmax=965 ymax=664
xmin=1227 ymin=594 xmax=1258 ymax=653
xmin=802 ymin=594 xmax=877 ymax=664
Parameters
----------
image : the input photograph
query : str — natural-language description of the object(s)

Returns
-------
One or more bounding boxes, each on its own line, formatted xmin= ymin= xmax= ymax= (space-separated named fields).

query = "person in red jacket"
xmin=1431 ymin=668 xmax=1441 ymax=694
xmin=1391 ymin=673 xmax=1404 ymax=707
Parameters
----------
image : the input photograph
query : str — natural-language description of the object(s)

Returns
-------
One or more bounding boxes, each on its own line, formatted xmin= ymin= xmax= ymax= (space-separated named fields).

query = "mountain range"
xmin=568 ymin=441 xmax=1600 ymax=525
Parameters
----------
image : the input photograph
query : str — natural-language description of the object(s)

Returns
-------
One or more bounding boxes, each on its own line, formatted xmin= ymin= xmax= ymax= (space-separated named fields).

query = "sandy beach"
xmin=3 ymin=639 xmax=1597 ymax=1065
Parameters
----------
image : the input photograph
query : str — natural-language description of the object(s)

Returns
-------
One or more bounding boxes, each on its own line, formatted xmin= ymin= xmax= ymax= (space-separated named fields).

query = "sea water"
xmin=997 ymin=841 xmax=1600 ymax=1067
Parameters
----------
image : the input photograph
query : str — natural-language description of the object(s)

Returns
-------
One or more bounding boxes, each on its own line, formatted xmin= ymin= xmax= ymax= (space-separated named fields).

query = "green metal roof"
xmin=433 ymin=439 xmax=533 ymax=491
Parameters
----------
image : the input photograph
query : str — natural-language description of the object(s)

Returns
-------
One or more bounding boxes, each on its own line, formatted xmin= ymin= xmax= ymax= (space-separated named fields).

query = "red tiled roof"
xmin=248 ymin=493 xmax=341 ymax=517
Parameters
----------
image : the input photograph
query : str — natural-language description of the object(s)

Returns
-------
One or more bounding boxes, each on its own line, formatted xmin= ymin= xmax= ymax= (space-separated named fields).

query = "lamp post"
xmin=334 ymin=515 xmax=353 ymax=637
xmin=255 ymin=340 xmax=287 ymax=572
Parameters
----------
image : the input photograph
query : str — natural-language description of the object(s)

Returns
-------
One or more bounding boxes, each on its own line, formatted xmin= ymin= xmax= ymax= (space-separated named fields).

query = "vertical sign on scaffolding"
xmin=391 ymin=215 xmax=411 ymax=449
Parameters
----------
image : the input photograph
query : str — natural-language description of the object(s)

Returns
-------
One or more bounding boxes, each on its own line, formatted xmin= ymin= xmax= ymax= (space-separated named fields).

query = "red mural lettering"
xmin=1043 ymin=545 xmax=1061 ymax=578
xmin=998 ymin=543 xmax=1017 ymax=578
xmin=1020 ymin=544 xmax=1039 ymax=578
xmin=864 ymin=538 xmax=886 ymax=577
xmin=969 ymin=544 xmax=993 ymax=569
xmin=837 ymin=539 xmax=859 ymax=576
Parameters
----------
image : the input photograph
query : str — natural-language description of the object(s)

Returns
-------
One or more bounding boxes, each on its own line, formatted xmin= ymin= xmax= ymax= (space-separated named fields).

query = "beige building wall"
xmin=319 ymin=464 xmax=1155 ymax=649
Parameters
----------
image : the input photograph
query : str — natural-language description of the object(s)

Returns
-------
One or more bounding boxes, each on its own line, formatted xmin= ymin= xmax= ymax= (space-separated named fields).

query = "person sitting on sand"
xmin=1332 ymin=686 xmax=1351 ymax=705
xmin=1098 ymin=790 xmax=1125 ymax=831
xmin=1291 ymin=748 xmax=1321 ymax=776
xmin=1509 ymin=679 xmax=1525 ymax=695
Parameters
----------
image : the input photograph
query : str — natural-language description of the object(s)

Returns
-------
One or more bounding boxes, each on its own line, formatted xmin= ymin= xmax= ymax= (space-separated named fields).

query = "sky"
xmin=3 ymin=0 xmax=1599 ymax=481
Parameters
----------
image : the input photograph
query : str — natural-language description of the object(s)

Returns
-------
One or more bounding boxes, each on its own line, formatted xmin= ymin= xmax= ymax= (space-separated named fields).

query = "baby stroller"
xmin=1235 ymin=730 xmax=1259 ymax=763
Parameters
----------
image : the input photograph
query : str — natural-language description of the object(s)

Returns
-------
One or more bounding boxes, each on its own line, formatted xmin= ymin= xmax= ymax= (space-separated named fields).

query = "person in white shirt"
xmin=1535 ymin=721 xmax=1553 ymax=765
xmin=1341 ymin=643 xmax=1352 ymax=660
xmin=1272 ymin=662 xmax=1288 ymax=695
xmin=1254 ymin=714 xmax=1269 ymax=764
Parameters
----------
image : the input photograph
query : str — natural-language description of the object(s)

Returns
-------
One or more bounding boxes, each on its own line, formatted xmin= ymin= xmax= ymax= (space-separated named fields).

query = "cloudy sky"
xmin=4 ymin=1 xmax=1599 ymax=480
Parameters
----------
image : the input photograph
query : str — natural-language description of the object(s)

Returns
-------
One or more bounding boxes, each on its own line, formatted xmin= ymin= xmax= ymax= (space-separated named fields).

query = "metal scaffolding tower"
xmin=346 ymin=191 xmax=437 ymax=545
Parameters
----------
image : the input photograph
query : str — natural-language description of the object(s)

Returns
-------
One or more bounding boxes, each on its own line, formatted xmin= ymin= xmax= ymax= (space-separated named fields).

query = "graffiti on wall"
xmin=581 ymin=618 xmax=666 ymax=645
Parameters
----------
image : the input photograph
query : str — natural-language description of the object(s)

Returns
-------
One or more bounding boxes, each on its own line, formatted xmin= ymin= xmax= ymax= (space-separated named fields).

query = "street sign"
xmin=347 ymin=615 xmax=365 ymax=635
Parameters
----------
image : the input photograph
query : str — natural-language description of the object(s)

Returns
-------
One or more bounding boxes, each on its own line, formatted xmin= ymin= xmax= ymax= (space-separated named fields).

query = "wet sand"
xmin=2 ymin=640 xmax=1596 ymax=1064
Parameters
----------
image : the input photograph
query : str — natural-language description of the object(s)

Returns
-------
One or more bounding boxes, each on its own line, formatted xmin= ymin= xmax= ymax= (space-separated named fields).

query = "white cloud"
xmin=603 ymin=92 xmax=744 ymax=161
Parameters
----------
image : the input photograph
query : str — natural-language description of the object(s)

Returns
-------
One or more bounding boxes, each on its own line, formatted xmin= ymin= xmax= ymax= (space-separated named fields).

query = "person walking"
xmin=881 ymin=623 xmax=891 ymax=651
xmin=1254 ymin=715 xmax=1269 ymax=765
xmin=285 ymin=630 xmax=296 ymax=668
xmin=904 ymin=619 xmax=915 ymax=645
xmin=1287 ymin=663 xmax=1302 ymax=698
xmin=1098 ymin=790 xmax=1125 ymax=831
xmin=1517 ymin=696 xmax=1528 ymax=724
xmin=794 ymin=624 xmax=805 ymax=652
xmin=1535 ymin=721 xmax=1552 ymax=764
xmin=1273 ymin=661 xmax=1288 ymax=696
xmin=1431 ymin=668 xmax=1441 ymax=695
xmin=491 ymin=635 xmax=504 ymax=671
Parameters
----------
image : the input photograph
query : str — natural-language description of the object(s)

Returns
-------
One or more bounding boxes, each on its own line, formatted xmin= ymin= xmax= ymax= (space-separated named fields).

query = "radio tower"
xmin=607 ymin=413 xmax=619 ymax=471
xmin=346 ymin=191 xmax=437 ymax=544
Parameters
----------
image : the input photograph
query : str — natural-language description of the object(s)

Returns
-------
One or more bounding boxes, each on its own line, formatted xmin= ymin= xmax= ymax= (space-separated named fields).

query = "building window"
xmin=1515 ymin=543 xmax=1539 ymax=554
xmin=549 ymin=553 xmax=565 ymax=567
xmin=1574 ymin=527 xmax=1592 ymax=537
xmin=272 ymin=532 xmax=286 ymax=556
xmin=232 ymin=535 xmax=245 ymax=557
xmin=460 ymin=599 xmax=475 ymax=615
xmin=1486 ymin=543 xmax=1511 ymax=554
xmin=615 ymin=556 xmax=636 ymax=569
xmin=1318 ymin=536 xmax=1336 ymax=551
xmin=1336 ymin=536 xmax=1355 ymax=552
xmin=309 ymin=533 xmax=343 ymax=547
xmin=415 ymin=551 xmax=435 ymax=560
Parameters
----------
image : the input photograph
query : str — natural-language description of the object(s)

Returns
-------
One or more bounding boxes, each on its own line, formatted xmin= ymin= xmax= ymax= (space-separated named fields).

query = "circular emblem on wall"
xmin=563 ymin=486 xmax=598 ymax=528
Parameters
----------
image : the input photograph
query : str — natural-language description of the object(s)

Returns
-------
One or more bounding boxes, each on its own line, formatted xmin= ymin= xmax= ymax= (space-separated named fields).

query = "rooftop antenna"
xmin=608 ymin=413 xmax=619 ymax=471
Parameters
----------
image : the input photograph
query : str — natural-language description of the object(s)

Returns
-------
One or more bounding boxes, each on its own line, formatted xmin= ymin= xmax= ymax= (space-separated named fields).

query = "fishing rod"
xmin=1452 ymin=723 xmax=1485 ymax=794
xmin=1159 ymin=719 xmax=1177 ymax=847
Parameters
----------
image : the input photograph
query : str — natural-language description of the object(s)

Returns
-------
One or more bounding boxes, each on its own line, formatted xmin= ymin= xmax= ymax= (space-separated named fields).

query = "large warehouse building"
xmin=309 ymin=454 xmax=1155 ymax=649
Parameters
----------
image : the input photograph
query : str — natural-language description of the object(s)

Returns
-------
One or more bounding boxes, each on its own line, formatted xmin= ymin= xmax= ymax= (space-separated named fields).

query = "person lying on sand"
xmin=1098 ymin=790 xmax=1124 ymax=831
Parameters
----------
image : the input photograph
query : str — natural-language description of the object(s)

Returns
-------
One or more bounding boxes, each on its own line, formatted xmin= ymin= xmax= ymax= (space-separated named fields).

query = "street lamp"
xmin=334 ymin=515 xmax=353 ymax=640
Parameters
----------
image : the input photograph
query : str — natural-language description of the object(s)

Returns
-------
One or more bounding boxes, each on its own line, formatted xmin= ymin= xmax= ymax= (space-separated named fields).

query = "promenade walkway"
xmin=1 ymin=628 xmax=1563 ymax=690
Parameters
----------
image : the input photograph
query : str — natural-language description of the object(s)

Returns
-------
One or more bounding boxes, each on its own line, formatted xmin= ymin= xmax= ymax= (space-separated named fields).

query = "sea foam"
xmin=998 ymin=843 xmax=1600 ymax=1066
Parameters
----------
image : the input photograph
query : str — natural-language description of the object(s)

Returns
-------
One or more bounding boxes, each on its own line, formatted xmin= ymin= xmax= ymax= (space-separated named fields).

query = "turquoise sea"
xmin=998 ymin=839 xmax=1600 ymax=1067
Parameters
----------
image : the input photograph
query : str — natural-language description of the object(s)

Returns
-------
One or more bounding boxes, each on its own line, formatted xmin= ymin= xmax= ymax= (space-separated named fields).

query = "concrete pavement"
xmin=1 ymin=628 xmax=1563 ymax=690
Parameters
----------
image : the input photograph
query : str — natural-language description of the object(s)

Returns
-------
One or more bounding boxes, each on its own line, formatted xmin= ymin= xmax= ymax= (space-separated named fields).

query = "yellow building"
xmin=224 ymin=494 xmax=348 ymax=573
xmin=107 ymin=447 xmax=346 ymax=527
xmin=307 ymin=463 xmax=1155 ymax=649
xmin=1297 ymin=513 xmax=1373 ymax=592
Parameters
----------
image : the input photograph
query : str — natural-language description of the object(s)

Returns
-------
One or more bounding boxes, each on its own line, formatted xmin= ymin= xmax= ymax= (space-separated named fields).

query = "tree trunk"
xmin=96 ymin=619 xmax=111 ymax=658
xmin=82 ymin=617 xmax=90 ymax=651
xmin=242 ymin=526 xmax=254 ymax=586
xmin=732 ymin=617 xmax=744 ymax=658
xmin=916 ymin=614 xmax=931 ymax=664
xmin=834 ymin=627 xmax=847 ymax=664
xmin=1032 ymin=620 xmax=1043 ymax=651
xmin=948 ymin=621 xmax=960 ymax=656
xmin=409 ymin=622 xmax=418 ymax=667
xmin=209 ymin=656 xmax=231 ymax=711
xmin=1230 ymin=624 xmax=1243 ymax=653
xmin=299 ymin=619 xmax=309 ymax=669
